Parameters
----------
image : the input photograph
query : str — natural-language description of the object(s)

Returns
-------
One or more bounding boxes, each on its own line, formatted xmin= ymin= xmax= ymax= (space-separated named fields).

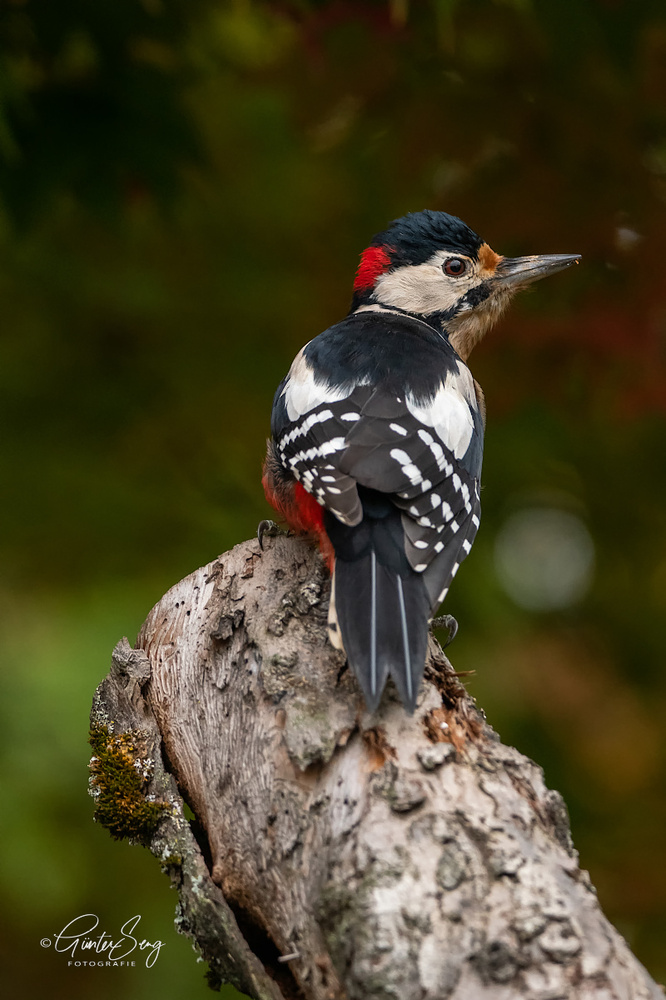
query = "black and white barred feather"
xmin=270 ymin=308 xmax=484 ymax=711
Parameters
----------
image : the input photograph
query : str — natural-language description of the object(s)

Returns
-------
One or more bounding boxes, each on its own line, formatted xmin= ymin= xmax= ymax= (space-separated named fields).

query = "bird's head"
xmin=351 ymin=209 xmax=580 ymax=360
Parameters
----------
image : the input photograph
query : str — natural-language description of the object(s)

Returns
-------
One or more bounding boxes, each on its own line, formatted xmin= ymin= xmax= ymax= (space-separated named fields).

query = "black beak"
xmin=495 ymin=253 xmax=581 ymax=289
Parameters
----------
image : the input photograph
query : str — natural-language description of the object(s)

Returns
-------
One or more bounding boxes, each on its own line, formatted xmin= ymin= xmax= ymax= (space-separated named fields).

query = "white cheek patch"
xmin=373 ymin=263 xmax=460 ymax=315
xmin=372 ymin=250 xmax=477 ymax=316
xmin=282 ymin=347 xmax=354 ymax=421
xmin=406 ymin=368 xmax=477 ymax=460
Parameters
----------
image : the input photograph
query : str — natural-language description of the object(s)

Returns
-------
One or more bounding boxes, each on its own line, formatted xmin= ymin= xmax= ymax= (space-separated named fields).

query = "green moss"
xmin=161 ymin=853 xmax=183 ymax=867
xmin=88 ymin=723 xmax=168 ymax=844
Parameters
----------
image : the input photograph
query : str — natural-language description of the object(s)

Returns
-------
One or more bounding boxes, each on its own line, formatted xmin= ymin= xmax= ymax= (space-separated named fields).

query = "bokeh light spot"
xmin=494 ymin=508 xmax=595 ymax=611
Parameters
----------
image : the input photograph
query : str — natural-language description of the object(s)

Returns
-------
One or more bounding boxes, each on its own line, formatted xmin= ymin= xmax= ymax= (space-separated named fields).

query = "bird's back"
xmin=269 ymin=310 xmax=484 ymax=711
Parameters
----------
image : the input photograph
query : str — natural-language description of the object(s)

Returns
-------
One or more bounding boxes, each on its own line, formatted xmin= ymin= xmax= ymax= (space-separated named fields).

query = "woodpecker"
xmin=262 ymin=210 xmax=579 ymax=712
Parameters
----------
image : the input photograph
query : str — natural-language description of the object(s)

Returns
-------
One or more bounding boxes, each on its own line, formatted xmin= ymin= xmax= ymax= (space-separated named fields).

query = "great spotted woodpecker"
xmin=262 ymin=210 xmax=579 ymax=712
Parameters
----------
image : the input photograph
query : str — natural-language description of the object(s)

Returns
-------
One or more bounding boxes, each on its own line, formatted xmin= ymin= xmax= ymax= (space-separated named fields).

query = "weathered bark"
xmin=89 ymin=534 xmax=663 ymax=1000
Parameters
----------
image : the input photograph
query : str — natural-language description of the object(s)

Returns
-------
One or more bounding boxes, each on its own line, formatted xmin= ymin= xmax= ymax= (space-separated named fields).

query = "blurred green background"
xmin=1 ymin=0 xmax=665 ymax=996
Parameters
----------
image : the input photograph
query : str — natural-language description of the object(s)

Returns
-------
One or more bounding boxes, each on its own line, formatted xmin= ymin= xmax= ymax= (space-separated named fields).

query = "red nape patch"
xmin=353 ymin=245 xmax=393 ymax=291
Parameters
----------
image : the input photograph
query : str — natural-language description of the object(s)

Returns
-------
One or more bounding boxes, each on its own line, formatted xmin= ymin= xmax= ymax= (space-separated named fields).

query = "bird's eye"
xmin=443 ymin=257 xmax=468 ymax=277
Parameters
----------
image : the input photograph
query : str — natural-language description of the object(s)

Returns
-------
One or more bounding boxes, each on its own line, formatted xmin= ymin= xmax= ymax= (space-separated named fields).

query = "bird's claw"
xmin=257 ymin=519 xmax=283 ymax=550
xmin=431 ymin=614 xmax=458 ymax=648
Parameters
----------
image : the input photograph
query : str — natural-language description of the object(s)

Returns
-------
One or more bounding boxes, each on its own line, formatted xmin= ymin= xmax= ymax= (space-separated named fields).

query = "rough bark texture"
xmin=90 ymin=534 xmax=664 ymax=1000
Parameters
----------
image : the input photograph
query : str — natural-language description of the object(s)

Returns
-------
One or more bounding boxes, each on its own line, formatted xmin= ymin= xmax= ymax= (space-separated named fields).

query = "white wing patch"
xmin=282 ymin=347 xmax=356 ymax=421
xmin=406 ymin=367 xmax=477 ymax=460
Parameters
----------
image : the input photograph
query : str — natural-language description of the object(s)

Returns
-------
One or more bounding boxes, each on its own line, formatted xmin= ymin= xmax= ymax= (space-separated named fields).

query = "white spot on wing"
xmin=319 ymin=437 xmax=347 ymax=457
xmin=288 ymin=438 xmax=346 ymax=469
xmin=389 ymin=448 xmax=423 ymax=486
xmin=417 ymin=427 xmax=447 ymax=469
xmin=278 ymin=408 xmax=337 ymax=450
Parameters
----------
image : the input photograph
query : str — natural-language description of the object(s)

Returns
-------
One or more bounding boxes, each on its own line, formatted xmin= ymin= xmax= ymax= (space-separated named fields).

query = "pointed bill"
xmin=495 ymin=253 xmax=581 ymax=289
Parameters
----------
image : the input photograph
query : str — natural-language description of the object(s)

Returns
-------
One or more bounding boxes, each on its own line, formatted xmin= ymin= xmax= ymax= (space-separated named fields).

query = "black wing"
xmin=273 ymin=375 xmax=483 ymax=612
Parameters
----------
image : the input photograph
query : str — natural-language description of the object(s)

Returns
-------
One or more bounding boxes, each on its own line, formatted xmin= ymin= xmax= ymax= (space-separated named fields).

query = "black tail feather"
xmin=325 ymin=487 xmax=432 ymax=712
xmin=333 ymin=547 xmax=430 ymax=713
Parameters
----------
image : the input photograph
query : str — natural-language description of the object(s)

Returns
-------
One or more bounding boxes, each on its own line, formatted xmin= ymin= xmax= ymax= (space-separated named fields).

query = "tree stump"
xmin=89 ymin=534 xmax=664 ymax=1000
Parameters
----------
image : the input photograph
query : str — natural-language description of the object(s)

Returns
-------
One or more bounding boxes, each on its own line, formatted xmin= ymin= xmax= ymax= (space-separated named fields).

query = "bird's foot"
xmin=257 ymin=519 xmax=287 ymax=550
xmin=431 ymin=614 xmax=458 ymax=648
